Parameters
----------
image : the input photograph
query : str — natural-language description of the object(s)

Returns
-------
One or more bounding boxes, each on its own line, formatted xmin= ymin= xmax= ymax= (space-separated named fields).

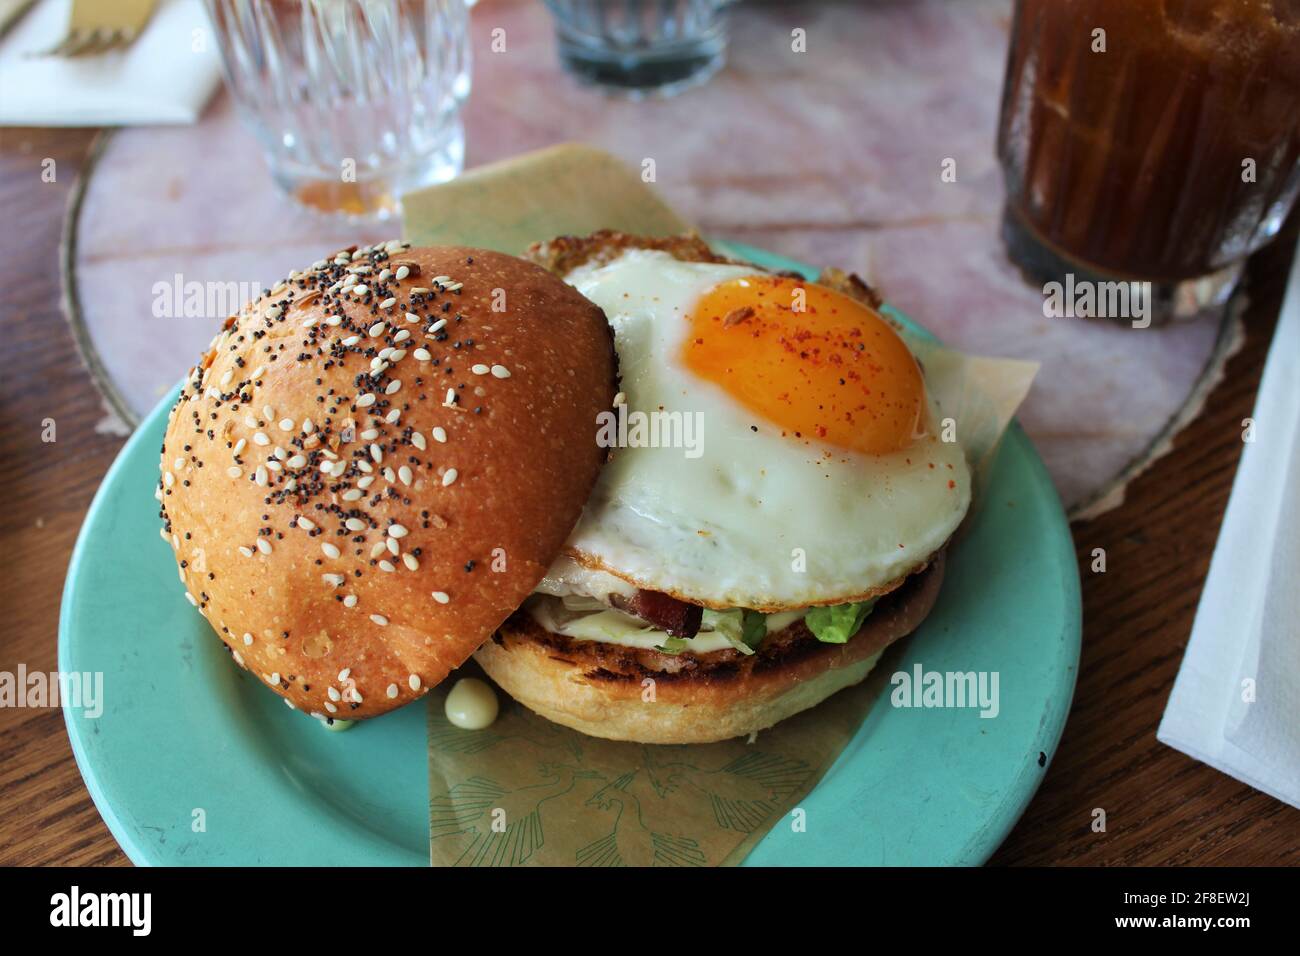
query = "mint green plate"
xmin=60 ymin=244 xmax=1080 ymax=866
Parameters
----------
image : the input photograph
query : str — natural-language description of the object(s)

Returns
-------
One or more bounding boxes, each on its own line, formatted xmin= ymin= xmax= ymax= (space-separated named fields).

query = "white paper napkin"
xmin=0 ymin=0 xmax=222 ymax=126
xmin=1158 ymin=244 xmax=1300 ymax=809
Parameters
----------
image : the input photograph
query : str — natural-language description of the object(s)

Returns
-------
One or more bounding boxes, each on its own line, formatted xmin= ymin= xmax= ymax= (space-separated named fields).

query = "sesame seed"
xmin=442 ymin=469 xmax=458 ymax=487
xmin=243 ymin=633 xmax=253 ymax=646
xmin=386 ymin=409 xmax=401 ymax=424
xmin=398 ymin=465 xmax=413 ymax=486
xmin=409 ymin=674 xmax=422 ymax=691
xmin=287 ymin=454 xmax=306 ymax=469
xmin=264 ymin=306 xmax=282 ymax=319
xmin=386 ymin=379 xmax=402 ymax=395
xmin=412 ymin=432 xmax=427 ymax=450
xmin=368 ymin=321 xmax=386 ymax=337
xmin=164 ymin=471 xmax=175 ymax=487
xmin=253 ymin=432 xmax=270 ymax=446
xmin=387 ymin=683 xmax=399 ymax=698
xmin=345 ymin=517 xmax=366 ymax=532
xmin=432 ymin=590 xmax=450 ymax=604
xmin=342 ymin=489 xmax=363 ymax=502
xmin=323 ymin=573 xmax=344 ymax=586
xmin=232 ymin=438 xmax=247 ymax=455
xmin=325 ymin=701 xmax=338 ymax=714
xmin=341 ymin=334 xmax=360 ymax=346
xmin=403 ymin=553 xmax=419 ymax=571
xmin=256 ymin=538 xmax=272 ymax=555
xmin=352 ymin=284 xmax=369 ymax=296
xmin=369 ymin=444 xmax=383 ymax=464
xmin=370 ymin=541 xmax=387 ymax=559
xmin=386 ymin=537 xmax=399 ymax=556
xmin=343 ymin=594 xmax=358 ymax=608
xmin=227 ymin=466 xmax=242 ymax=479
xmin=429 ymin=318 xmax=447 ymax=333
xmin=321 ymin=542 xmax=341 ymax=559
xmin=388 ymin=524 xmax=408 ymax=538
xmin=360 ymin=428 xmax=379 ymax=440
xmin=184 ymin=592 xmax=198 ymax=606
xmin=432 ymin=426 xmax=447 ymax=443
xmin=238 ymin=546 xmax=254 ymax=558
xmin=444 ymin=388 xmax=457 ymax=406
xmin=358 ymin=475 xmax=376 ymax=490
xmin=413 ymin=348 xmax=431 ymax=361
xmin=328 ymin=686 xmax=341 ymax=701
xmin=338 ymin=668 xmax=351 ymax=681
xmin=491 ymin=365 xmax=511 ymax=379
xmin=405 ymin=312 xmax=420 ymax=324
xmin=370 ymin=614 xmax=388 ymax=626
xmin=393 ymin=329 xmax=411 ymax=343
xmin=357 ymin=393 xmax=376 ymax=408
xmin=471 ymin=364 xmax=489 ymax=375
xmin=254 ymin=465 xmax=268 ymax=486
xmin=379 ymin=560 xmax=397 ymax=573
xmin=379 ymin=297 xmax=397 ymax=310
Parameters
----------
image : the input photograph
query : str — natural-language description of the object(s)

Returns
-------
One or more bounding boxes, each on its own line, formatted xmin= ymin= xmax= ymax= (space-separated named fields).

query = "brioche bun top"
xmin=157 ymin=241 xmax=617 ymax=720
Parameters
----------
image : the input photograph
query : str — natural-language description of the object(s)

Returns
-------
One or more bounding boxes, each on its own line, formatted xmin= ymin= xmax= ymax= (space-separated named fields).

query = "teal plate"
xmin=60 ymin=243 xmax=1080 ymax=866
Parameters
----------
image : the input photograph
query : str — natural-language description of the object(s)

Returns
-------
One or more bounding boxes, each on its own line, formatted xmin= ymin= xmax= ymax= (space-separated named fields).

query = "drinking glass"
xmin=204 ymin=0 xmax=472 ymax=219
xmin=543 ymin=0 xmax=734 ymax=97
xmin=997 ymin=0 xmax=1300 ymax=321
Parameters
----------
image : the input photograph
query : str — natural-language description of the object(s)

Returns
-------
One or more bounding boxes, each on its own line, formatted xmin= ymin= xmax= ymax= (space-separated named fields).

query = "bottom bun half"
xmin=474 ymin=552 xmax=946 ymax=744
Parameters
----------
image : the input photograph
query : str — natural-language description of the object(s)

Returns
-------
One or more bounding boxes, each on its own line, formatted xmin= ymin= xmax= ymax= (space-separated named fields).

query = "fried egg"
xmin=560 ymin=248 xmax=970 ymax=610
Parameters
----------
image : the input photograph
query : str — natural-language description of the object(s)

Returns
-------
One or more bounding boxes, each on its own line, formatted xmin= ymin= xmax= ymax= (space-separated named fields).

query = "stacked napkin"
xmin=0 ymin=0 xmax=221 ymax=126
xmin=1159 ymin=245 xmax=1300 ymax=808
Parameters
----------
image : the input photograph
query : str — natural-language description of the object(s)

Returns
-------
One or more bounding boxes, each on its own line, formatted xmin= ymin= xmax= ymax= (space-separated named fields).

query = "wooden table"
xmin=0 ymin=124 xmax=1296 ymax=867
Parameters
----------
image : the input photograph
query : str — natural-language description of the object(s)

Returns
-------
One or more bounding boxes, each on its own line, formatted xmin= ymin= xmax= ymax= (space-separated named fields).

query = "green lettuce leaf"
xmin=804 ymin=600 xmax=877 ymax=644
xmin=741 ymin=610 xmax=768 ymax=648
xmin=655 ymin=636 xmax=690 ymax=655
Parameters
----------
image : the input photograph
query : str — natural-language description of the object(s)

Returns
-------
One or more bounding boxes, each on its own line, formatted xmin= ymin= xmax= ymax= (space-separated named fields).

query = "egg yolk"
xmin=683 ymin=276 xmax=924 ymax=455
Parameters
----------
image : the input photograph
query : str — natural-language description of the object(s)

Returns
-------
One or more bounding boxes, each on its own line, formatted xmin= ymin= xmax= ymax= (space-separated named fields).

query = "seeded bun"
xmin=475 ymin=553 xmax=945 ymax=744
xmin=157 ymin=242 xmax=618 ymax=720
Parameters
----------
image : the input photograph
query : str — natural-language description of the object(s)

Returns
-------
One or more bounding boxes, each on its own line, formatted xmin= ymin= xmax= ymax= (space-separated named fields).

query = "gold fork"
xmin=39 ymin=0 xmax=158 ymax=57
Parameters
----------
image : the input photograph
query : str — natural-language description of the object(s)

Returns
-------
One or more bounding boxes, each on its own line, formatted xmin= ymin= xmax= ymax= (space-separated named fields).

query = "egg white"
xmin=559 ymin=249 xmax=971 ymax=610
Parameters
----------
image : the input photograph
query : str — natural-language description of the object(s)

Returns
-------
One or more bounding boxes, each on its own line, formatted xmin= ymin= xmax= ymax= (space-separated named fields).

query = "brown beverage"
xmin=997 ymin=0 xmax=1300 ymax=313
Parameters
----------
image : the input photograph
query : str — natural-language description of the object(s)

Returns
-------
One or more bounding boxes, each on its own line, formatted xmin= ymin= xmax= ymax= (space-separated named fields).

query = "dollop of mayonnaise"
xmin=445 ymin=678 xmax=499 ymax=730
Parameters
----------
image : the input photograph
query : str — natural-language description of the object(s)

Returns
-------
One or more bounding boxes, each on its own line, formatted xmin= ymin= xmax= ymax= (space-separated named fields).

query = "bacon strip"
xmin=612 ymin=589 xmax=704 ymax=639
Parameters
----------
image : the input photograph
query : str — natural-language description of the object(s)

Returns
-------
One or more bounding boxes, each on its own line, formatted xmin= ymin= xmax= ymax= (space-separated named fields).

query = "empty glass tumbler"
xmin=205 ymin=0 xmax=471 ymax=219
xmin=543 ymin=0 xmax=734 ymax=96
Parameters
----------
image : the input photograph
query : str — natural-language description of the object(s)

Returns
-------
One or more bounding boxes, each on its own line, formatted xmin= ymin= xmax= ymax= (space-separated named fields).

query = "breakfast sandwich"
xmin=475 ymin=231 xmax=971 ymax=744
